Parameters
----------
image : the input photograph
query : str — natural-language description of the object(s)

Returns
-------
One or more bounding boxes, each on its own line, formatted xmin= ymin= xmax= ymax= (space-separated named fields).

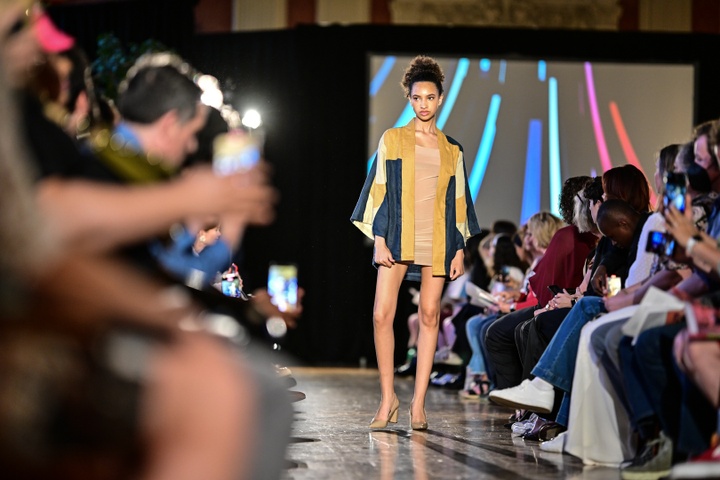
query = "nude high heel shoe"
xmin=410 ymin=407 xmax=428 ymax=431
xmin=369 ymin=395 xmax=399 ymax=429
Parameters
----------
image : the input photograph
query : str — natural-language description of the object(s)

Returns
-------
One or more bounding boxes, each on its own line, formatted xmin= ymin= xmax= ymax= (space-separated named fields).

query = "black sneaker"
xmin=621 ymin=431 xmax=672 ymax=480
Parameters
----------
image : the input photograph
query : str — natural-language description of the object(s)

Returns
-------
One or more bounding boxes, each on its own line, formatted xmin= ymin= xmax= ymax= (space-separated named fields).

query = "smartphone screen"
xmin=213 ymin=131 xmax=261 ymax=175
xmin=645 ymin=230 xmax=676 ymax=257
xmin=663 ymin=172 xmax=687 ymax=213
xmin=268 ymin=264 xmax=298 ymax=312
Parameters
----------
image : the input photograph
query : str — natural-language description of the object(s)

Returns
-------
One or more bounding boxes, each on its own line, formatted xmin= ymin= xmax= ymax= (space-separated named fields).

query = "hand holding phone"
xmin=663 ymin=172 xmax=687 ymax=214
xmin=213 ymin=131 xmax=261 ymax=176
xmin=645 ymin=230 xmax=676 ymax=257
xmin=268 ymin=264 xmax=298 ymax=312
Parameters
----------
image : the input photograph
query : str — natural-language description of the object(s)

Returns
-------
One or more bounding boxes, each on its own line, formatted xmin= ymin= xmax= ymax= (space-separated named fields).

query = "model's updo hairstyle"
xmin=401 ymin=55 xmax=445 ymax=98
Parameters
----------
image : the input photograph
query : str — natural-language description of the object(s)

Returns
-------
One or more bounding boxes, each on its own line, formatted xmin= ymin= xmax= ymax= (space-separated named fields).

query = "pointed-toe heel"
xmin=410 ymin=408 xmax=428 ymax=431
xmin=369 ymin=395 xmax=400 ymax=429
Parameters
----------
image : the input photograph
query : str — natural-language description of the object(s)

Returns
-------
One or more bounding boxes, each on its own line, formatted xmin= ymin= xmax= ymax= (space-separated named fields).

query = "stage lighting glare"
xmin=201 ymin=88 xmax=224 ymax=109
xmin=196 ymin=74 xmax=219 ymax=92
xmin=242 ymin=109 xmax=262 ymax=129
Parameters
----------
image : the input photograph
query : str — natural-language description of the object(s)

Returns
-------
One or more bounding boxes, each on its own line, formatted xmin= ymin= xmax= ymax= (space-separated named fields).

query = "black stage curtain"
xmin=47 ymin=0 xmax=198 ymax=60
xmin=36 ymin=6 xmax=720 ymax=364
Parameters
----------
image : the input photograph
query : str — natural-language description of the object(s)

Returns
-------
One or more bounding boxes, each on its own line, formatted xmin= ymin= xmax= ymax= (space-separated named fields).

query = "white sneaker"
xmin=539 ymin=431 xmax=567 ymax=453
xmin=488 ymin=379 xmax=554 ymax=414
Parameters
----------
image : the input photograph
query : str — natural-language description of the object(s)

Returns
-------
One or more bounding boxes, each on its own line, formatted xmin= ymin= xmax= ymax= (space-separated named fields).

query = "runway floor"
xmin=283 ymin=367 xmax=623 ymax=480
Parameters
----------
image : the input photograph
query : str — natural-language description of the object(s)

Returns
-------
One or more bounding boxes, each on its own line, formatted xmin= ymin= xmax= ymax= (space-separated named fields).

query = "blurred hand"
xmin=603 ymin=291 xmax=632 ymax=312
xmin=178 ymin=164 xmax=278 ymax=226
xmin=250 ymin=287 xmax=304 ymax=329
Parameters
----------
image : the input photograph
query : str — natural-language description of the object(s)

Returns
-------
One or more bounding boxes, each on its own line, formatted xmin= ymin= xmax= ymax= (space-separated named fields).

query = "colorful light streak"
xmin=468 ymin=94 xmax=502 ymax=201
xmin=538 ymin=60 xmax=547 ymax=82
xmin=584 ymin=62 xmax=613 ymax=172
xmin=548 ymin=77 xmax=561 ymax=216
xmin=369 ymin=56 xmax=396 ymax=96
xmin=521 ymin=120 xmax=543 ymax=224
xmin=609 ymin=101 xmax=657 ymax=206
xmin=437 ymin=58 xmax=469 ymax=130
xmin=499 ymin=60 xmax=507 ymax=84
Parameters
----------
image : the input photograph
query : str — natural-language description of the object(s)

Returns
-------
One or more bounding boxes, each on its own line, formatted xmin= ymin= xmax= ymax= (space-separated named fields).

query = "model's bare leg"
xmin=411 ymin=267 xmax=445 ymax=423
xmin=372 ymin=263 xmax=408 ymax=422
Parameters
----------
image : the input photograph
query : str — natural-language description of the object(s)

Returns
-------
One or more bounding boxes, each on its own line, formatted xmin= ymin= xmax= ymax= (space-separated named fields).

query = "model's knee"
xmin=373 ymin=310 xmax=395 ymax=329
xmin=418 ymin=306 xmax=440 ymax=328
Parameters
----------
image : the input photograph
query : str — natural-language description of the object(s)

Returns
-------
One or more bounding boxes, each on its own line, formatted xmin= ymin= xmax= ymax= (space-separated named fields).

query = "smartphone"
xmin=268 ymin=264 xmax=298 ymax=312
xmin=645 ymin=230 xmax=675 ymax=257
xmin=663 ymin=172 xmax=687 ymax=214
xmin=212 ymin=131 xmax=261 ymax=175
xmin=547 ymin=285 xmax=562 ymax=296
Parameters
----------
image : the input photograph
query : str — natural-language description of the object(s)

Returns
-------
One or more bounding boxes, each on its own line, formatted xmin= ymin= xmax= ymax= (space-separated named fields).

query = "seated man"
xmin=489 ymin=199 xmax=651 ymax=421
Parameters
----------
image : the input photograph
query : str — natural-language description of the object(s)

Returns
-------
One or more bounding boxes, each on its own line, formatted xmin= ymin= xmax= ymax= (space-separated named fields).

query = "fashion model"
xmin=351 ymin=55 xmax=480 ymax=430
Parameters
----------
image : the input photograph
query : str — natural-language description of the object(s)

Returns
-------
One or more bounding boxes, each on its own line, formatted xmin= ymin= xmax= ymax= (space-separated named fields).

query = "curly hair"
xmin=559 ymin=176 xmax=592 ymax=224
xmin=400 ymin=55 xmax=444 ymax=97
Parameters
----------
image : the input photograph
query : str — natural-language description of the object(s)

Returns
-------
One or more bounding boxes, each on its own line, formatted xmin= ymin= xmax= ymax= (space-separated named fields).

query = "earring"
xmin=199 ymin=234 xmax=206 ymax=243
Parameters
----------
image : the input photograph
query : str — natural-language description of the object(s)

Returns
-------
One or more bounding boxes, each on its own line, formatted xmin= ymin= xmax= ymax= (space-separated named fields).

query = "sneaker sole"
xmin=620 ymin=468 xmax=670 ymax=480
xmin=488 ymin=394 xmax=552 ymax=414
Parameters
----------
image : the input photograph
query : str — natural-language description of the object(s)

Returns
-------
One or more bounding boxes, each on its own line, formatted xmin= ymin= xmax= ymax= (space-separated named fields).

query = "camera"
xmin=645 ymin=230 xmax=675 ymax=257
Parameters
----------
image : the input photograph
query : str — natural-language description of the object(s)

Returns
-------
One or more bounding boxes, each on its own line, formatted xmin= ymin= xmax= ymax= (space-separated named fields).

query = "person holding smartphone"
xmin=351 ymin=56 xmax=480 ymax=430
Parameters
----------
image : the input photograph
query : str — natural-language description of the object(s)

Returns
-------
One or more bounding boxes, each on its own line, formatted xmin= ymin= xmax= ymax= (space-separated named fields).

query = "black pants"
xmin=516 ymin=307 xmax=571 ymax=380
xmin=484 ymin=306 xmax=535 ymax=389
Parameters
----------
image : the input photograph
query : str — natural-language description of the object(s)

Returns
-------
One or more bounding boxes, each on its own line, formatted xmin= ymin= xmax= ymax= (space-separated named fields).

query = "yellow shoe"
xmin=410 ymin=408 xmax=428 ymax=431
xmin=369 ymin=395 xmax=399 ymax=429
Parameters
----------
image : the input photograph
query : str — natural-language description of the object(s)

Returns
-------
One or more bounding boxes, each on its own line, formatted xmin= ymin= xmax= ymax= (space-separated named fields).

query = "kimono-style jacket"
xmin=351 ymin=119 xmax=481 ymax=281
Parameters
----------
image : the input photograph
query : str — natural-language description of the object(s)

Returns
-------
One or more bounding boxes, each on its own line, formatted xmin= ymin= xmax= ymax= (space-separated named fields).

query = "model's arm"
xmin=36 ymin=165 xmax=277 ymax=254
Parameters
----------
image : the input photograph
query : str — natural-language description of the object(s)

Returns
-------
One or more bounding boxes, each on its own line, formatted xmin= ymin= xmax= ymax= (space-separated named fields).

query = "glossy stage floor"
xmin=283 ymin=367 xmax=623 ymax=480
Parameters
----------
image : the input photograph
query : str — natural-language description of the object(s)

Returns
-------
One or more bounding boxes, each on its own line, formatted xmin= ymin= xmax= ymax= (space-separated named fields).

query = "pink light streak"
xmin=584 ymin=62 xmax=613 ymax=172
xmin=609 ymin=101 xmax=657 ymax=206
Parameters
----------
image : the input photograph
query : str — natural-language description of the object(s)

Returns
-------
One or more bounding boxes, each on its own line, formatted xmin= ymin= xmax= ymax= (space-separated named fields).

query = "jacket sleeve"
xmin=350 ymin=133 xmax=388 ymax=239
xmin=454 ymin=149 xmax=481 ymax=245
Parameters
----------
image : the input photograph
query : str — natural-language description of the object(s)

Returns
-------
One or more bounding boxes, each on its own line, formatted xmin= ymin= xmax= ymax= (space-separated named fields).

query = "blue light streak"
xmin=548 ymin=77 xmax=561 ymax=216
xmin=468 ymin=94 xmax=502 ymax=201
xmin=521 ymin=120 xmax=543 ymax=224
xmin=369 ymin=56 xmax=396 ymax=96
xmin=437 ymin=58 xmax=469 ymax=130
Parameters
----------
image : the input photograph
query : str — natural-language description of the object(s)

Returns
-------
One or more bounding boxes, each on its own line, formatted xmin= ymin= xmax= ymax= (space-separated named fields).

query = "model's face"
xmin=409 ymin=81 xmax=442 ymax=122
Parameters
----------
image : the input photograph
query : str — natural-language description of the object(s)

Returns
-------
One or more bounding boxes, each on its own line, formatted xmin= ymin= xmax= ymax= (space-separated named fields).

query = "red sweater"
xmin=528 ymin=225 xmax=597 ymax=307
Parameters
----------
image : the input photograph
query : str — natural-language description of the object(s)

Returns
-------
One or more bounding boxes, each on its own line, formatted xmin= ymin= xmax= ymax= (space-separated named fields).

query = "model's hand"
xmin=374 ymin=237 xmax=395 ymax=268
xmin=449 ymin=249 xmax=464 ymax=281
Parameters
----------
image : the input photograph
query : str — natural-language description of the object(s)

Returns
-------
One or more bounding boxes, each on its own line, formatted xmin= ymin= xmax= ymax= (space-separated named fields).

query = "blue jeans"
xmin=531 ymin=296 xmax=606 ymax=425
xmin=466 ymin=312 xmax=497 ymax=375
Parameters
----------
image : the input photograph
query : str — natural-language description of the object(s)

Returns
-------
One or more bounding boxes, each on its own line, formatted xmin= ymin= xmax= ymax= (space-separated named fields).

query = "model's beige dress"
xmin=414 ymin=144 xmax=440 ymax=266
